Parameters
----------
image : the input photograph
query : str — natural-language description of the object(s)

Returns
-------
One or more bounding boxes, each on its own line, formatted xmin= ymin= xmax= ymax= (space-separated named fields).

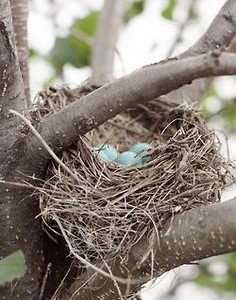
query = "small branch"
xmin=70 ymin=28 xmax=94 ymax=47
xmin=62 ymin=199 xmax=236 ymax=299
xmin=91 ymin=0 xmax=124 ymax=84
xmin=29 ymin=51 xmax=236 ymax=162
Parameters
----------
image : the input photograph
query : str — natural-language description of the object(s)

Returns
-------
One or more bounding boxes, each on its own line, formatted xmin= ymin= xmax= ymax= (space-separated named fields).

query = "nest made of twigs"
xmin=34 ymin=86 xmax=229 ymax=264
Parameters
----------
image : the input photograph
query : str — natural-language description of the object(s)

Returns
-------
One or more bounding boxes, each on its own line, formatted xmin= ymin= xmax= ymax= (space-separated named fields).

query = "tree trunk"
xmin=0 ymin=1 xmax=43 ymax=298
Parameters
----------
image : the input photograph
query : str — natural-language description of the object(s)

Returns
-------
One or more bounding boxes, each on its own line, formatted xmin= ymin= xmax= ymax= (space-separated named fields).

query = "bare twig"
xmin=9 ymin=109 xmax=79 ymax=183
xmin=70 ymin=28 xmax=94 ymax=47
xmin=39 ymin=263 xmax=52 ymax=300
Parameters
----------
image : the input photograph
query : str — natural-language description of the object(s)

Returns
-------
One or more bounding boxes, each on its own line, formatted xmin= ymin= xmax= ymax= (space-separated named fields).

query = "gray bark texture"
xmin=167 ymin=0 xmax=236 ymax=104
xmin=10 ymin=0 xmax=30 ymax=105
xmin=0 ymin=1 xmax=43 ymax=299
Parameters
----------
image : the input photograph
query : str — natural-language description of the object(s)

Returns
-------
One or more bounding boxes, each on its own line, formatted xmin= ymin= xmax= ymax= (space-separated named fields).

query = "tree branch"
xmin=166 ymin=0 xmax=236 ymax=104
xmin=91 ymin=0 xmax=124 ymax=84
xmin=26 ymin=51 xmax=236 ymax=163
xmin=179 ymin=0 xmax=236 ymax=58
xmin=10 ymin=0 xmax=30 ymax=105
xmin=25 ymin=0 xmax=236 ymax=162
xmin=0 ymin=0 xmax=27 ymax=174
xmin=61 ymin=199 xmax=236 ymax=299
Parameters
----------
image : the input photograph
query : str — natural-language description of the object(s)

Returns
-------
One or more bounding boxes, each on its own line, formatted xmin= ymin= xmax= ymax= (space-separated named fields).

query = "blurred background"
xmin=28 ymin=0 xmax=236 ymax=299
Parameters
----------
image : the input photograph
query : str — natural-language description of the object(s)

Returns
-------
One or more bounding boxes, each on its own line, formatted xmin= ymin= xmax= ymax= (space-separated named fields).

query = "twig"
xmin=70 ymin=28 xmax=94 ymax=47
xmin=9 ymin=109 xmax=80 ymax=183
xmin=50 ymin=262 xmax=74 ymax=300
xmin=39 ymin=263 xmax=52 ymax=300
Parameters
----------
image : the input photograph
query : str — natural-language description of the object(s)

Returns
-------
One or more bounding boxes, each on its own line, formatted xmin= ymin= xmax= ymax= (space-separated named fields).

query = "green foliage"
xmin=124 ymin=0 xmax=145 ymax=23
xmin=219 ymin=100 xmax=236 ymax=130
xmin=29 ymin=48 xmax=38 ymax=59
xmin=0 ymin=250 xmax=26 ymax=286
xmin=161 ymin=0 xmax=177 ymax=20
xmin=200 ymin=84 xmax=236 ymax=131
xmin=196 ymin=253 xmax=236 ymax=294
xmin=49 ymin=11 xmax=98 ymax=73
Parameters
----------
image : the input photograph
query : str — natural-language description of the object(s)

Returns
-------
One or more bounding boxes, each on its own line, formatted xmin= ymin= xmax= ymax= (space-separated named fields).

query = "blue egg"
xmin=93 ymin=143 xmax=118 ymax=162
xmin=129 ymin=142 xmax=154 ymax=163
xmin=117 ymin=151 xmax=142 ymax=166
xmin=97 ymin=150 xmax=111 ymax=162
xmin=129 ymin=142 xmax=154 ymax=154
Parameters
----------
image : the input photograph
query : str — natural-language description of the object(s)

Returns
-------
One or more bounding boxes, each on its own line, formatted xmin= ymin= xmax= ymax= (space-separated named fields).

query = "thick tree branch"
xmin=91 ymin=0 xmax=124 ymax=84
xmin=167 ymin=0 xmax=236 ymax=104
xmin=10 ymin=0 xmax=30 ymax=105
xmin=24 ymin=0 xmax=236 ymax=162
xmin=178 ymin=0 xmax=236 ymax=59
xmin=62 ymin=199 xmax=236 ymax=299
xmin=26 ymin=51 xmax=236 ymax=164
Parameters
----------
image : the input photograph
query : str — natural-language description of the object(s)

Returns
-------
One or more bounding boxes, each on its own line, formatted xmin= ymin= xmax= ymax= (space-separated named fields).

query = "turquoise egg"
xmin=129 ymin=142 xmax=154 ymax=154
xmin=129 ymin=142 xmax=154 ymax=163
xmin=97 ymin=150 xmax=111 ymax=162
xmin=93 ymin=143 xmax=118 ymax=161
xmin=117 ymin=151 xmax=142 ymax=166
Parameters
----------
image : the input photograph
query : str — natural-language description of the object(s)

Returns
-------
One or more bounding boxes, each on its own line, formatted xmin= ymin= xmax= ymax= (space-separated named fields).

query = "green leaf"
xmin=124 ymin=0 xmax=145 ymax=23
xmin=71 ymin=11 xmax=98 ymax=36
xmin=161 ymin=0 xmax=176 ymax=20
xmin=0 ymin=250 xmax=26 ymax=286
xmin=49 ymin=11 xmax=98 ymax=73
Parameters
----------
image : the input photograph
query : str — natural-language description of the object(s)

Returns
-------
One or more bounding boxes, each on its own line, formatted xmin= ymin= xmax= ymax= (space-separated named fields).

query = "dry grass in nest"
xmin=33 ymin=86 xmax=230 ymax=265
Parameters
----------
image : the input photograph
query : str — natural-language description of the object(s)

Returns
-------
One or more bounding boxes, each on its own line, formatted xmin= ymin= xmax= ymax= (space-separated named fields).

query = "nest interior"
xmin=34 ymin=86 xmax=229 ymax=264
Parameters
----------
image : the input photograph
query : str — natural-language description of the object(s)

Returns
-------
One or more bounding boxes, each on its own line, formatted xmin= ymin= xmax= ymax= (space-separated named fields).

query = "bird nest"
xmin=33 ymin=86 xmax=229 ymax=265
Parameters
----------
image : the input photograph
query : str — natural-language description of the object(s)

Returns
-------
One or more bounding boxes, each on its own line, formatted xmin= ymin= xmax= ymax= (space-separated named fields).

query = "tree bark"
xmin=10 ymin=0 xmax=30 ymax=105
xmin=0 ymin=1 xmax=43 ymax=299
xmin=179 ymin=0 xmax=236 ymax=58
xmin=167 ymin=0 xmax=236 ymax=104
